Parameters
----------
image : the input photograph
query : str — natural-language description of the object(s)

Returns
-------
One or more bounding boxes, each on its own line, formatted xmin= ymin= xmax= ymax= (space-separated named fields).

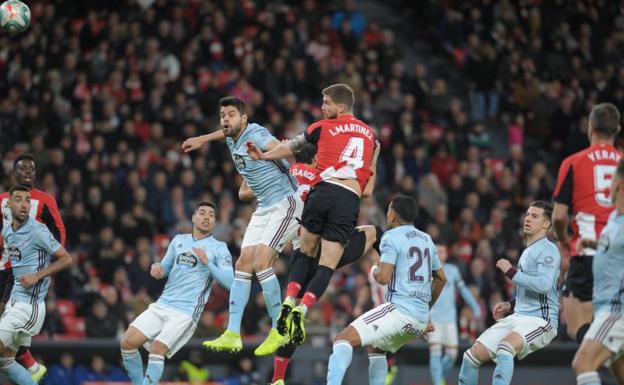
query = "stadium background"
xmin=0 ymin=0 xmax=623 ymax=384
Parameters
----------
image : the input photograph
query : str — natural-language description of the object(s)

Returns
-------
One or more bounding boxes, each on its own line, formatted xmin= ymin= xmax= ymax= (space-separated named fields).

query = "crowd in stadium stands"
xmin=1 ymin=0 xmax=623 ymax=351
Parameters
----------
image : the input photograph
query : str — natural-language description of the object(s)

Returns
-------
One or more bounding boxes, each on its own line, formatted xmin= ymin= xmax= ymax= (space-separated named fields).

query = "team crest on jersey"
xmin=176 ymin=252 xmax=198 ymax=268
xmin=233 ymin=154 xmax=246 ymax=169
xmin=4 ymin=246 xmax=21 ymax=261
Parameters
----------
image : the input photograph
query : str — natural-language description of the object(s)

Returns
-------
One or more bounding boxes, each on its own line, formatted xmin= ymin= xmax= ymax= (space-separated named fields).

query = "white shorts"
xmin=0 ymin=301 xmax=46 ymax=351
xmin=477 ymin=313 xmax=556 ymax=360
xmin=241 ymin=194 xmax=303 ymax=252
xmin=428 ymin=322 xmax=459 ymax=346
xmin=130 ymin=303 xmax=197 ymax=358
xmin=585 ymin=311 xmax=624 ymax=366
xmin=351 ymin=302 xmax=427 ymax=353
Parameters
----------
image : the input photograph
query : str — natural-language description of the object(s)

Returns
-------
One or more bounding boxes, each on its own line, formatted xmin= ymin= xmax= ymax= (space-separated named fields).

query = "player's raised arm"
xmin=181 ymin=129 xmax=226 ymax=153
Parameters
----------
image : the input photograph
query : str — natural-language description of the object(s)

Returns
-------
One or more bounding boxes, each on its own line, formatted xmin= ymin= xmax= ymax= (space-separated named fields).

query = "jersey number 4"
xmin=408 ymin=246 xmax=431 ymax=282
xmin=594 ymin=165 xmax=615 ymax=207
xmin=340 ymin=137 xmax=364 ymax=170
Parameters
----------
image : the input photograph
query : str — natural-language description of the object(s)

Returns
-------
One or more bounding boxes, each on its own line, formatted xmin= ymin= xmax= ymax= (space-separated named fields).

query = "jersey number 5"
xmin=594 ymin=165 xmax=615 ymax=207
xmin=408 ymin=246 xmax=431 ymax=282
xmin=340 ymin=137 xmax=364 ymax=170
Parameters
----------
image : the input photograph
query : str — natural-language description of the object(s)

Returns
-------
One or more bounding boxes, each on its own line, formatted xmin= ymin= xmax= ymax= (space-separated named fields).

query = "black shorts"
xmin=562 ymin=256 xmax=593 ymax=302
xmin=300 ymin=182 xmax=360 ymax=245
xmin=0 ymin=269 xmax=13 ymax=304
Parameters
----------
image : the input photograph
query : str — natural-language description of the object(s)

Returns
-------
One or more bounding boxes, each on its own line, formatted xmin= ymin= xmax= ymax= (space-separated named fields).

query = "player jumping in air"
xmin=326 ymin=195 xmax=447 ymax=385
xmin=552 ymin=103 xmax=622 ymax=344
xmin=458 ymin=201 xmax=560 ymax=385
xmin=1 ymin=185 xmax=72 ymax=385
xmin=120 ymin=202 xmax=233 ymax=385
xmin=0 ymin=154 xmax=66 ymax=382
xmin=182 ymin=97 xmax=303 ymax=355
xmin=572 ymin=159 xmax=624 ymax=385
xmin=247 ymin=83 xmax=378 ymax=350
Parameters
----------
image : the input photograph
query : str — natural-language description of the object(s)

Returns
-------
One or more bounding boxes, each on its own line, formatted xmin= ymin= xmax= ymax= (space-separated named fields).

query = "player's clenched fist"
xmin=150 ymin=263 xmax=165 ymax=279
xmin=246 ymin=141 xmax=263 ymax=160
xmin=181 ymin=137 xmax=204 ymax=153
xmin=492 ymin=301 xmax=512 ymax=320
xmin=495 ymin=258 xmax=513 ymax=274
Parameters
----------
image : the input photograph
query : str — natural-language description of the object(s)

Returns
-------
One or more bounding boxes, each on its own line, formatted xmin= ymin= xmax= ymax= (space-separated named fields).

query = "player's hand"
xmin=576 ymin=239 xmax=596 ymax=255
xmin=192 ymin=247 xmax=209 ymax=265
xmin=421 ymin=321 xmax=434 ymax=341
xmin=246 ymin=141 xmax=263 ymax=160
xmin=20 ymin=273 xmax=39 ymax=288
xmin=495 ymin=258 xmax=513 ymax=274
xmin=181 ymin=136 xmax=204 ymax=153
xmin=493 ymin=301 xmax=512 ymax=320
xmin=150 ymin=263 xmax=165 ymax=279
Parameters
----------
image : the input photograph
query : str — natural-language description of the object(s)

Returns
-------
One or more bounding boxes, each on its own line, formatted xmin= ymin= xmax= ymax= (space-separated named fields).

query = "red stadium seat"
xmin=56 ymin=299 xmax=77 ymax=317
xmin=61 ymin=316 xmax=86 ymax=338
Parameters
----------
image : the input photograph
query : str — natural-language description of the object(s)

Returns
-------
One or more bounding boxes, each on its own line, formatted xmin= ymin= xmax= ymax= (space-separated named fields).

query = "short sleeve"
xmin=305 ymin=122 xmax=322 ymax=144
xmin=36 ymin=227 xmax=61 ymax=255
xmin=256 ymin=127 xmax=277 ymax=151
xmin=379 ymin=235 xmax=398 ymax=265
xmin=161 ymin=236 xmax=178 ymax=274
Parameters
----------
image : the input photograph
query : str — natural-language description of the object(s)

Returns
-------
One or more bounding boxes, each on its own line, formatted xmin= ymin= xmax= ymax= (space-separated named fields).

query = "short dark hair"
xmin=589 ymin=103 xmax=621 ymax=137
xmin=390 ymin=195 xmax=417 ymax=223
xmin=13 ymin=154 xmax=35 ymax=169
xmin=196 ymin=201 xmax=216 ymax=212
xmin=322 ymin=83 xmax=354 ymax=110
xmin=9 ymin=184 xmax=31 ymax=195
xmin=219 ymin=97 xmax=247 ymax=116
xmin=294 ymin=143 xmax=317 ymax=164
xmin=529 ymin=200 xmax=553 ymax=222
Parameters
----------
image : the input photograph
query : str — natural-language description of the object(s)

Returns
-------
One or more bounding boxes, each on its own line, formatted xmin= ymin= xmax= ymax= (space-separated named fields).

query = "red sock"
xmin=272 ymin=356 xmax=290 ymax=382
xmin=16 ymin=348 xmax=37 ymax=370
xmin=300 ymin=292 xmax=317 ymax=309
xmin=286 ymin=282 xmax=302 ymax=299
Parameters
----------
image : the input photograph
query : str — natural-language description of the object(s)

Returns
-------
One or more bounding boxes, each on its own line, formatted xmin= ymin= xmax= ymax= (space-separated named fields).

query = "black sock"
xmin=276 ymin=342 xmax=297 ymax=358
xmin=576 ymin=323 xmax=591 ymax=344
xmin=372 ymin=225 xmax=383 ymax=254
xmin=306 ymin=265 xmax=335 ymax=299
xmin=337 ymin=230 xmax=367 ymax=269
xmin=288 ymin=250 xmax=314 ymax=286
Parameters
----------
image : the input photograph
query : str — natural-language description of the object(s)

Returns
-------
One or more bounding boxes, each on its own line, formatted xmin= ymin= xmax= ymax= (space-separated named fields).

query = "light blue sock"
xmin=327 ymin=341 xmax=353 ymax=385
xmin=458 ymin=350 xmax=481 ymax=385
xmin=492 ymin=341 xmax=515 ymax=385
xmin=143 ymin=354 xmax=165 ymax=385
xmin=577 ymin=371 xmax=601 ymax=385
xmin=429 ymin=349 xmax=444 ymax=385
xmin=121 ymin=349 xmax=144 ymax=385
xmin=0 ymin=358 xmax=36 ymax=385
xmin=442 ymin=348 xmax=457 ymax=374
xmin=258 ymin=267 xmax=282 ymax=328
xmin=368 ymin=354 xmax=387 ymax=385
xmin=227 ymin=271 xmax=252 ymax=333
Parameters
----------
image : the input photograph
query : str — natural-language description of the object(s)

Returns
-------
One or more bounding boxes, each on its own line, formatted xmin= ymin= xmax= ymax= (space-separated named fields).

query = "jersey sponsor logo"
xmin=4 ymin=246 xmax=21 ymax=261
xmin=176 ymin=252 xmax=198 ymax=268
xmin=328 ymin=123 xmax=374 ymax=140
xmin=233 ymin=154 xmax=246 ymax=169
xmin=401 ymin=323 xmax=419 ymax=335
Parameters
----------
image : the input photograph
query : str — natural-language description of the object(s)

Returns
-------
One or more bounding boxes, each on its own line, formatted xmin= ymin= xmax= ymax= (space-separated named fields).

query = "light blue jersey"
xmin=381 ymin=225 xmax=442 ymax=323
xmin=512 ymin=237 xmax=560 ymax=328
xmin=226 ymin=123 xmax=297 ymax=208
xmin=157 ymin=234 xmax=234 ymax=320
xmin=1 ymin=218 xmax=61 ymax=303
xmin=593 ymin=211 xmax=624 ymax=314
xmin=430 ymin=263 xmax=480 ymax=324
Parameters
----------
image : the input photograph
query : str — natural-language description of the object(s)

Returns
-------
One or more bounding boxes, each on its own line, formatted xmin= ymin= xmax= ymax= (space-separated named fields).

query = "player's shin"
xmin=458 ymin=350 xmax=481 ymax=385
xmin=492 ymin=341 xmax=516 ymax=385
xmin=368 ymin=353 xmax=388 ymax=385
xmin=327 ymin=340 xmax=353 ymax=385
xmin=16 ymin=347 xmax=38 ymax=373
xmin=286 ymin=250 xmax=314 ymax=299
xmin=227 ymin=271 xmax=252 ymax=333
xmin=258 ymin=267 xmax=282 ymax=328
xmin=121 ymin=349 xmax=144 ymax=385
xmin=429 ymin=345 xmax=444 ymax=385
xmin=272 ymin=343 xmax=297 ymax=383
xmin=143 ymin=354 xmax=164 ymax=385
xmin=300 ymin=265 xmax=335 ymax=314
xmin=0 ymin=357 xmax=36 ymax=385
xmin=441 ymin=347 xmax=458 ymax=373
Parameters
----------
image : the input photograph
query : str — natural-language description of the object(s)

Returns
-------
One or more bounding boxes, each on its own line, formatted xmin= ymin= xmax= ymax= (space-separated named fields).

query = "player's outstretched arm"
xmin=181 ymin=129 xmax=226 ymax=153
xmin=20 ymin=247 xmax=72 ymax=288
xmin=429 ymin=267 xmax=447 ymax=308
xmin=238 ymin=180 xmax=256 ymax=202
xmin=246 ymin=140 xmax=294 ymax=161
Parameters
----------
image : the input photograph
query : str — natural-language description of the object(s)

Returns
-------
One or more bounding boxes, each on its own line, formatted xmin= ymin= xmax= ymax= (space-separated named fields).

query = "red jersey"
xmin=553 ymin=143 xmax=623 ymax=256
xmin=1 ymin=188 xmax=66 ymax=270
xmin=305 ymin=115 xmax=375 ymax=191
xmin=289 ymin=163 xmax=322 ymax=201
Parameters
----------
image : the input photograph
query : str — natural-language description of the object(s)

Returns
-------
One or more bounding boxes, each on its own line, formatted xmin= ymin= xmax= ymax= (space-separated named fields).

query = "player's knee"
xmin=462 ymin=349 xmax=483 ymax=368
xmin=120 ymin=331 xmax=139 ymax=351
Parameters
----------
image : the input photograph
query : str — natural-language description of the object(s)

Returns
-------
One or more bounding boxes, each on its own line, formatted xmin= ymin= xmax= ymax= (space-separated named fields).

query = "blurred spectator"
xmin=85 ymin=300 xmax=119 ymax=338
xmin=176 ymin=349 xmax=211 ymax=384
xmin=73 ymin=355 xmax=128 ymax=383
xmin=45 ymin=353 xmax=77 ymax=385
